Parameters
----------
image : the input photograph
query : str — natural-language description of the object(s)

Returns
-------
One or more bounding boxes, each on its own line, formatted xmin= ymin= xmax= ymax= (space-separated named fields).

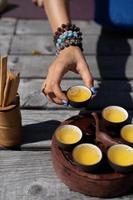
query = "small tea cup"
xmin=66 ymin=85 xmax=92 ymax=108
xmin=107 ymin=144 xmax=133 ymax=173
xmin=55 ymin=124 xmax=83 ymax=151
xmin=72 ymin=143 xmax=103 ymax=172
xmin=102 ymin=106 xmax=128 ymax=132
xmin=120 ymin=124 xmax=133 ymax=147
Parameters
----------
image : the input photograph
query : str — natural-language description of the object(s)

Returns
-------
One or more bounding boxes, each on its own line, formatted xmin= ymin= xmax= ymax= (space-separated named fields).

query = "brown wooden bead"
xmin=62 ymin=24 xmax=67 ymax=29
xmin=57 ymin=27 xmax=62 ymax=32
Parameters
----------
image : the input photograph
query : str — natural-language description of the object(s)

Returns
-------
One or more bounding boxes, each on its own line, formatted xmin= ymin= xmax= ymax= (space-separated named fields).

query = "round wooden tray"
xmin=51 ymin=112 xmax=133 ymax=198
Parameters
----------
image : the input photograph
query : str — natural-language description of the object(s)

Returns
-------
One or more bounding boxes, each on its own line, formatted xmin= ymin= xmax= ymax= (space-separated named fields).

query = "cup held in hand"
xmin=66 ymin=85 xmax=92 ymax=108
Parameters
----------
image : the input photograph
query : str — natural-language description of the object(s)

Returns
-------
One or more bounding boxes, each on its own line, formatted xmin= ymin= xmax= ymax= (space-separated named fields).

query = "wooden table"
xmin=0 ymin=18 xmax=133 ymax=200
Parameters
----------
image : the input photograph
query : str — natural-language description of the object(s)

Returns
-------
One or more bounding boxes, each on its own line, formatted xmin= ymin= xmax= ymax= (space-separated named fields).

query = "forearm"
xmin=40 ymin=1 xmax=94 ymax=103
xmin=43 ymin=0 xmax=71 ymax=33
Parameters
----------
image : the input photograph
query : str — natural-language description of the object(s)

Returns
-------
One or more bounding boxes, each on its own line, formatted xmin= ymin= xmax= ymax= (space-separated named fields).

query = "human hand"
xmin=32 ymin=0 xmax=44 ymax=7
xmin=42 ymin=46 xmax=94 ymax=105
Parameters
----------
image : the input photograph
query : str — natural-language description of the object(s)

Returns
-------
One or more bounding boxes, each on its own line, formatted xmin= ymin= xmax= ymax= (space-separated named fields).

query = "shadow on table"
xmin=22 ymin=120 xmax=61 ymax=144
xmin=87 ymin=0 xmax=133 ymax=122
xmin=86 ymin=27 xmax=133 ymax=123
xmin=0 ymin=3 xmax=18 ymax=16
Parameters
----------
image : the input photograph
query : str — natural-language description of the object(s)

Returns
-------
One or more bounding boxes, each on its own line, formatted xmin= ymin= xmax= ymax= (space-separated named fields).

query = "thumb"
xmin=77 ymin=61 xmax=94 ymax=88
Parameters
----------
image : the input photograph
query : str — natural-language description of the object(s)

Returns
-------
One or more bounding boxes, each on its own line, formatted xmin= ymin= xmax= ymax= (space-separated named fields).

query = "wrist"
xmin=59 ymin=45 xmax=82 ymax=55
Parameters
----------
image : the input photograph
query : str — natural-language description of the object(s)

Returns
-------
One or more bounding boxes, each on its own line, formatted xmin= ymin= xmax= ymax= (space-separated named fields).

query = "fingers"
xmin=42 ymin=79 xmax=68 ymax=105
xmin=42 ymin=61 xmax=68 ymax=105
xmin=77 ymin=60 xmax=94 ymax=88
xmin=41 ymin=47 xmax=95 ymax=105
xmin=32 ymin=0 xmax=44 ymax=7
xmin=77 ymin=61 xmax=97 ymax=95
xmin=46 ymin=92 xmax=63 ymax=105
xmin=52 ymin=84 xmax=67 ymax=101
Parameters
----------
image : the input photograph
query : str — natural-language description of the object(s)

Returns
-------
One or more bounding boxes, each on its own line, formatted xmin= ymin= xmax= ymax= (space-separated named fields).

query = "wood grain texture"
xmin=0 ymin=35 xmax=12 ymax=55
xmin=8 ymin=55 xmax=133 ymax=79
xmin=21 ymin=110 xmax=79 ymax=150
xmin=18 ymin=79 xmax=133 ymax=109
xmin=16 ymin=20 xmax=101 ymax=35
xmin=0 ymin=150 xmax=133 ymax=200
xmin=0 ymin=56 xmax=7 ymax=106
xmin=10 ymin=35 xmax=133 ymax=55
xmin=0 ymin=18 xmax=16 ymax=35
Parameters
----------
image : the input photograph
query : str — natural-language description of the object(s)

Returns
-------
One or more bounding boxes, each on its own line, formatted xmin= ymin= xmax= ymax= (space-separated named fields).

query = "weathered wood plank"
xmin=1 ymin=109 xmax=132 ymax=150
xmin=0 ymin=151 xmax=133 ymax=200
xmin=10 ymin=35 xmax=133 ymax=55
xmin=16 ymin=20 xmax=101 ymax=35
xmin=19 ymin=79 xmax=133 ymax=109
xmin=21 ymin=110 xmax=79 ymax=150
xmin=10 ymin=35 xmax=55 ymax=55
xmin=21 ymin=110 xmax=133 ymax=150
xmin=0 ymin=18 xmax=16 ymax=35
xmin=0 ymin=35 xmax=12 ymax=54
xmin=16 ymin=20 xmax=51 ymax=35
xmin=8 ymin=55 xmax=133 ymax=79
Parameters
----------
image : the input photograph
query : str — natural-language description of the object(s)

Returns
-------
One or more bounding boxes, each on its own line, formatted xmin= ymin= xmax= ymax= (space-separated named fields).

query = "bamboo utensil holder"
xmin=0 ymin=56 xmax=22 ymax=147
xmin=0 ymin=95 xmax=22 ymax=147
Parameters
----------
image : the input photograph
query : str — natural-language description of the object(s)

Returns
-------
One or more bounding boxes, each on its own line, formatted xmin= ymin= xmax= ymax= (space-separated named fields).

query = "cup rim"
xmin=55 ymin=124 xmax=83 ymax=145
xmin=120 ymin=124 xmax=133 ymax=143
xmin=102 ymin=105 xmax=128 ymax=123
xmin=107 ymin=144 xmax=133 ymax=167
xmin=72 ymin=143 xmax=103 ymax=166
xmin=66 ymin=85 xmax=92 ymax=103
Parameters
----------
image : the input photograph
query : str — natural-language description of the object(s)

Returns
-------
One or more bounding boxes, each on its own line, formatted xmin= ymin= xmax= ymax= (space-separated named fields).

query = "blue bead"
xmin=57 ymin=38 xmax=62 ymax=44
xmin=62 ymin=35 xmax=67 ymax=40
xmin=56 ymin=43 xmax=60 ymax=48
xmin=64 ymin=31 xmax=68 ymax=36
xmin=73 ymin=31 xmax=78 ymax=37
xmin=68 ymin=34 xmax=73 ymax=39
xmin=67 ymin=31 xmax=72 ymax=38
xmin=68 ymin=30 xmax=72 ymax=34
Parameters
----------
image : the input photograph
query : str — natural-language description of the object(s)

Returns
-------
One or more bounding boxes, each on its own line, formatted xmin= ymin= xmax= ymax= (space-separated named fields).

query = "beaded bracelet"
xmin=53 ymin=23 xmax=83 ymax=55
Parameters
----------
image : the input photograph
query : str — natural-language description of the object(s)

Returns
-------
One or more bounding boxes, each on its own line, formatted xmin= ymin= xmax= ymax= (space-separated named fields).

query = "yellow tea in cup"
xmin=107 ymin=144 xmax=133 ymax=167
xmin=72 ymin=143 xmax=102 ymax=166
xmin=67 ymin=86 xmax=91 ymax=102
xmin=102 ymin=106 xmax=128 ymax=123
xmin=55 ymin=125 xmax=82 ymax=150
xmin=121 ymin=124 xmax=133 ymax=144
xmin=67 ymin=86 xmax=92 ymax=108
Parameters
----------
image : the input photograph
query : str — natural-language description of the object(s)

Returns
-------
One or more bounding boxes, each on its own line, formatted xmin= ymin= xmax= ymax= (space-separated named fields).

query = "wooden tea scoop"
xmin=0 ymin=56 xmax=7 ymax=106
xmin=91 ymin=112 xmax=122 ymax=152
xmin=2 ymin=72 xmax=12 ymax=107
xmin=5 ymin=71 xmax=20 ymax=106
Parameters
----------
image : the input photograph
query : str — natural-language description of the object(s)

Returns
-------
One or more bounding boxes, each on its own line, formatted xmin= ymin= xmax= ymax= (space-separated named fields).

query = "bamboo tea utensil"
xmin=0 ymin=55 xmax=22 ymax=147
xmin=2 ymin=72 xmax=11 ymax=107
xmin=0 ymin=56 xmax=20 ymax=107
xmin=5 ymin=71 xmax=20 ymax=106
xmin=0 ymin=56 xmax=7 ymax=106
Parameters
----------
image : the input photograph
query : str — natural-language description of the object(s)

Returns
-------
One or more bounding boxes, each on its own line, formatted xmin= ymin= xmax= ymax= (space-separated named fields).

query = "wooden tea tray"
xmin=51 ymin=112 xmax=133 ymax=198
